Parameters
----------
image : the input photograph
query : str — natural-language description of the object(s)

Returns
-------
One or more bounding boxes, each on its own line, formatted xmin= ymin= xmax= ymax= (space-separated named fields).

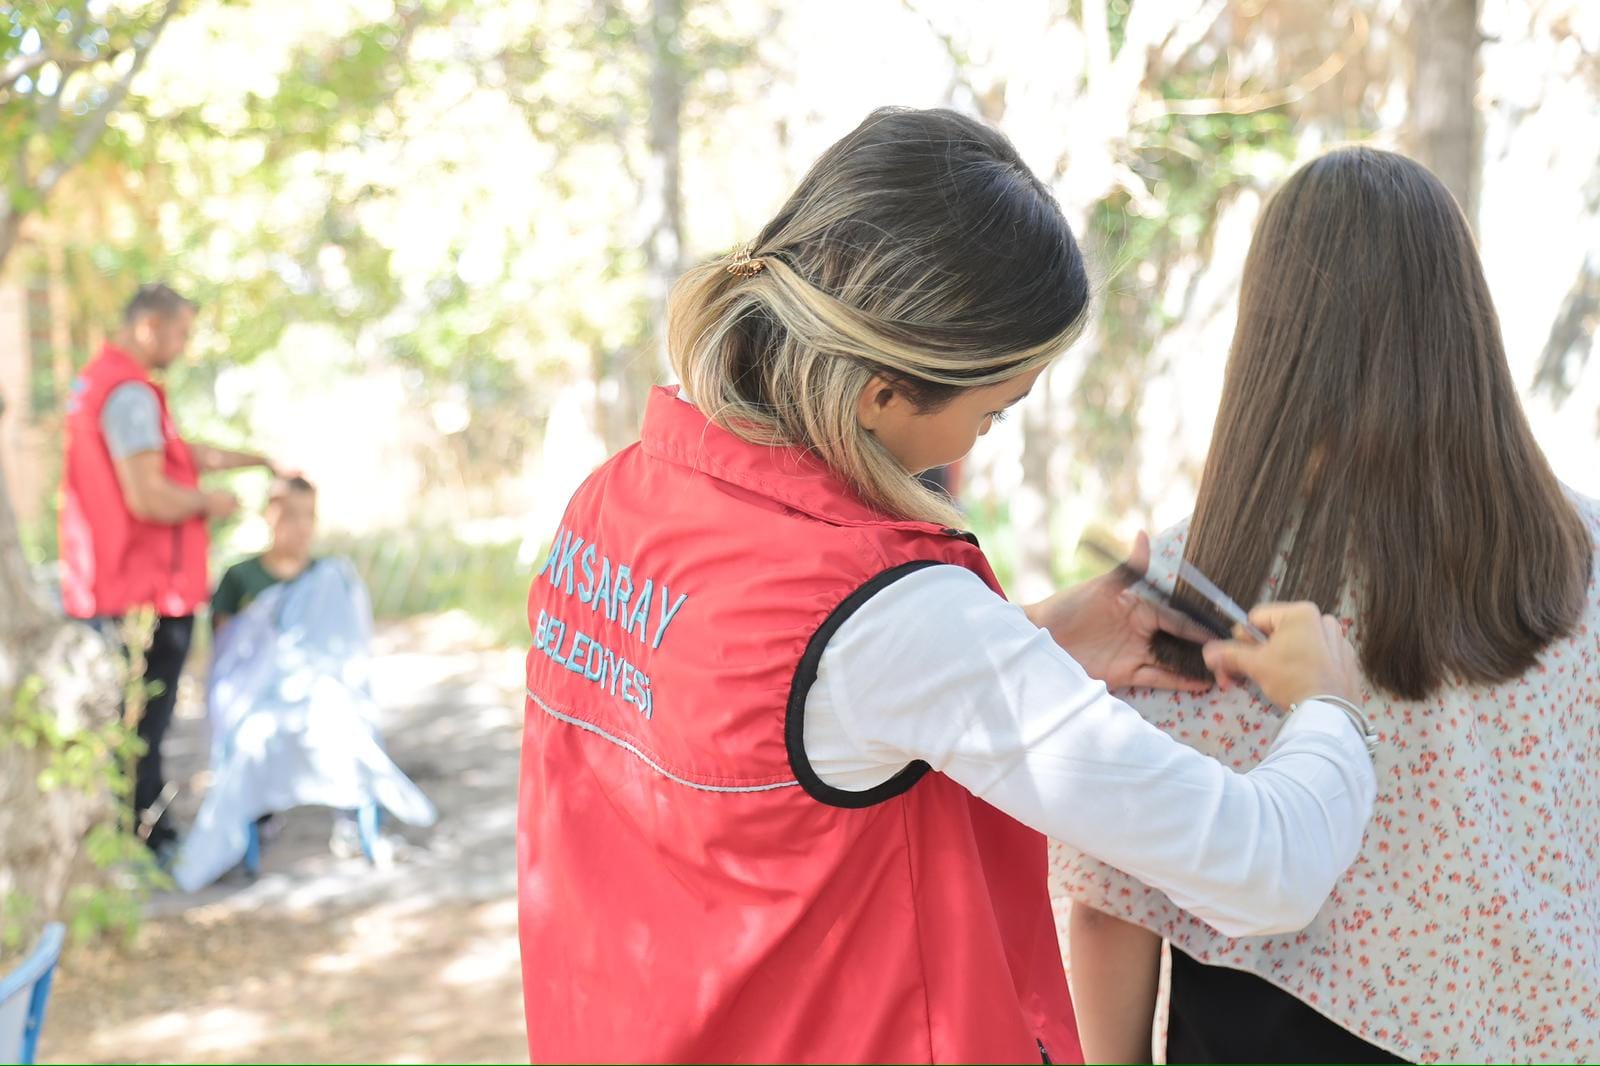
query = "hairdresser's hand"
xmin=1202 ymin=602 xmax=1362 ymax=709
xmin=1026 ymin=531 xmax=1214 ymax=692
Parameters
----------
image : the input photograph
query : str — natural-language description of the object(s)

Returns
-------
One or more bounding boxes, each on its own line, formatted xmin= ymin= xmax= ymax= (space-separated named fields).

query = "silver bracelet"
xmin=1295 ymin=694 xmax=1379 ymax=756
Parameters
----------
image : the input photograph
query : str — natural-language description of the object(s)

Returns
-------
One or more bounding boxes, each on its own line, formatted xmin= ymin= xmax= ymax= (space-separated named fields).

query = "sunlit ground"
xmin=40 ymin=615 xmax=529 ymax=1065
xmin=48 ymin=897 xmax=525 ymax=1065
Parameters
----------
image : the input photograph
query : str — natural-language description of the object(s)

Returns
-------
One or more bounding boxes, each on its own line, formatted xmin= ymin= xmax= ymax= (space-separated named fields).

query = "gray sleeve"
xmin=100 ymin=382 xmax=164 ymax=459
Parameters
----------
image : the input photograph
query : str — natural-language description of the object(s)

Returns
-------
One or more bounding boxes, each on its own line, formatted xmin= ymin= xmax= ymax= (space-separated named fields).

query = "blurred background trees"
xmin=6 ymin=0 xmax=1597 ymax=605
xmin=1 ymin=3 xmax=1598 ymax=931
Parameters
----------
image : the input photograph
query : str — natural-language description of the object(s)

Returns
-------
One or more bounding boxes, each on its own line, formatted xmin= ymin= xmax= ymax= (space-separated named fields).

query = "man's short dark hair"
xmin=123 ymin=283 xmax=197 ymax=324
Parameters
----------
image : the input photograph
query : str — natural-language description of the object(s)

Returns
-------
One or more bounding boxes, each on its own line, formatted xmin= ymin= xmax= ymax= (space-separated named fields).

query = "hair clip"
xmin=726 ymin=245 xmax=768 ymax=278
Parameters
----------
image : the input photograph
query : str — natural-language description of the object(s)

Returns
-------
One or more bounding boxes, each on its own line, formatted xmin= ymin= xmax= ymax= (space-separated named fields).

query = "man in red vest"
xmin=61 ymin=283 xmax=278 ymax=853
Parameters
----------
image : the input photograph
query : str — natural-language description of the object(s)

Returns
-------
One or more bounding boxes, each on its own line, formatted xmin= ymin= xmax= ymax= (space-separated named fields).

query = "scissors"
xmin=1082 ymin=539 xmax=1269 ymax=645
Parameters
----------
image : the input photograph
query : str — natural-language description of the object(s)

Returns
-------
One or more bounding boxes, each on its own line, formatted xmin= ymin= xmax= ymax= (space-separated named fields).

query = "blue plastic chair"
xmin=355 ymin=801 xmax=381 ymax=862
xmin=0 ymin=922 xmax=65 ymax=1065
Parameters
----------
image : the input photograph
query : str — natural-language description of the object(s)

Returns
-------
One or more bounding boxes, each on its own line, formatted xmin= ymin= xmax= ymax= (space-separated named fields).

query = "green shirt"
xmin=212 ymin=555 xmax=315 ymax=622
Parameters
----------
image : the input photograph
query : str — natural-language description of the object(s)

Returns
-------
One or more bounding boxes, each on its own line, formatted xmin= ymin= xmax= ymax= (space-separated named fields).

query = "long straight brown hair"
xmin=1156 ymin=147 xmax=1593 ymax=700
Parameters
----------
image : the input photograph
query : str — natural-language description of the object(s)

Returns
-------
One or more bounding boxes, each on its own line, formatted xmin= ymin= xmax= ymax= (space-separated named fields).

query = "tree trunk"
xmin=0 ymin=395 xmax=122 ymax=950
xmin=591 ymin=0 xmax=687 ymax=454
xmin=1014 ymin=373 xmax=1058 ymax=602
xmin=0 ymin=396 xmax=50 ymax=641
xmin=645 ymin=0 xmax=686 ymax=375
xmin=0 ymin=212 xmax=22 ymax=279
xmin=0 ymin=0 xmax=218 ymax=949
xmin=1408 ymin=0 xmax=1481 ymax=223
xmin=46 ymin=237 xmax=74 ymax=405
xmin=636 ymin=0 xmax=687 ymax=427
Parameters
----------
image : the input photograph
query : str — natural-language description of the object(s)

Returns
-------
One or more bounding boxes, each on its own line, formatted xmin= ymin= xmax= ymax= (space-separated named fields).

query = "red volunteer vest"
xmin=60 ymin=344 xmax=209 ymax=619
xmin=519 ymin=387 xmax=1081 ymax=1064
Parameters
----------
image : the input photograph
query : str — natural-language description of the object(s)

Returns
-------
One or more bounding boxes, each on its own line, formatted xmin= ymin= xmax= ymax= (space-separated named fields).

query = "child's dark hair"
xmin=267 ymin=476 xmax=315 ymax=504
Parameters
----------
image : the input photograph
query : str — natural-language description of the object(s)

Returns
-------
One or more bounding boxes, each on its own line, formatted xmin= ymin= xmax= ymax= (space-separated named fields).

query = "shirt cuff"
xmin=1270 ymin=698 xmax=1369 ymax=757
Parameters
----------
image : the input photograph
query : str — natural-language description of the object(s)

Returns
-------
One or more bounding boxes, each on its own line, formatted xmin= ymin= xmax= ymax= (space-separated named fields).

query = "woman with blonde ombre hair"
xmin=1061 ymin=147 xmax=1599 ymax=1065
xmin=517 ymin=107 xmax=1378 ymax=1064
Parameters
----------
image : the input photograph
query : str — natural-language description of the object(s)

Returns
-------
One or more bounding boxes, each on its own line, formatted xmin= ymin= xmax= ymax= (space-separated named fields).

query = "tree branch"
xmin=34 ymin=62 xmax=71 ymax=142
xmin=0 ymin=206 xmax=22 ymax=269
xmin=0 ymin=49 xmax=109 ymax=108
xmin=1090 ymin=0 xmax=1226 ymax=136
xmin=1534 ymin=160 xmax=1600 ymax=402
xmin=1 ymin=49 xmax=64 ymax=91
xmin=1157 ymin=0 xmax=1231 ymax=70
xmin=1134 ymin=9 xmax=1369 ymax=122
xmin=1533 ymin=247 xmax=1600 ymax=404
xmin=900 ymin=0 xmax=989 ymax=108
xmin=33 ymin=0 xmax=184 ymax=201
xmin=0 ymin=42 xmax=118 ymax=94
xmin=1110 ymin=0 xmax=1210 ymax=106
xmin=1083 ymin=0 xmax=1110 ymax=89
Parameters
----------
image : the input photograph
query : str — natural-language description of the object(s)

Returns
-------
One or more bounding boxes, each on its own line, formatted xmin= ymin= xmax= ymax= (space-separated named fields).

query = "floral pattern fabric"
xmin=1052 ymin=491 xmax=1600 ymax=1064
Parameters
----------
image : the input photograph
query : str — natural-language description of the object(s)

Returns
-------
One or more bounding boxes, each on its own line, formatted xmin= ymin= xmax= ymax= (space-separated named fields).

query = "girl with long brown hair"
xmin=1060 ymin=146 xmax=1599 ymax=1064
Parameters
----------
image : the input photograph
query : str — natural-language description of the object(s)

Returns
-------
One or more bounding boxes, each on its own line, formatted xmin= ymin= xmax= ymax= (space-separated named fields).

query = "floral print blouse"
xmin=1053 ymin=491 xmax=1600 ymax=1064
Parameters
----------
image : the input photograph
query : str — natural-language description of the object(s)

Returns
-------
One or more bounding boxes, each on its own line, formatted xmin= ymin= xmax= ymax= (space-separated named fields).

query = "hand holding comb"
xmin=1081 ymin=539 xmax=1269 ymax=645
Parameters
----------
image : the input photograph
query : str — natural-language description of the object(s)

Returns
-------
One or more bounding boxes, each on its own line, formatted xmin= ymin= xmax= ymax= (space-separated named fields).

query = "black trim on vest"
xmin=940 ymin=527 xmax=981 ymax=547
xmin=785 ymin=559 xmax=943 ymax=809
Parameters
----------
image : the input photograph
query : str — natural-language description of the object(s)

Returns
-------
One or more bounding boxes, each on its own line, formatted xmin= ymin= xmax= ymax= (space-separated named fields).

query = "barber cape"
xmin=171 ymin=558 xmax=437 ymax=892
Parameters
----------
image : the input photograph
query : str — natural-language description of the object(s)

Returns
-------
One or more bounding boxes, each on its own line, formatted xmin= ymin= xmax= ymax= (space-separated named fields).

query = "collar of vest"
xmin=640 ymin=386 xmax=967 ymax=537
xmin=93 ymin=342 xmax=158 ymax=388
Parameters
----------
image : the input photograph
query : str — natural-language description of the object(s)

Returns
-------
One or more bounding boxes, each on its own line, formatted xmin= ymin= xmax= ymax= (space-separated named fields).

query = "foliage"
xmin=964 ymin=497 xmax=1016 ymax=591
xmin=1072 ymin=102 xmax=1304 ymax=513
xmin=19 ymin=474 xmax=59 ymax=568
xmin=0 ymin=892 xmax=35 ymax=955
xmin=4 ymin=0 xmax=775 ymax=569
xmin=6 ymin=0 xmax=1591 ymax=600
xmin=321 ymin=529 xmax=531 ymax=645
xmin=0 ymin=612 xmax=170 ymax=950
xmin=105 ymin=0 xmax=763 ymax=475
xmin=1 ymin=0 xmax=185 ymax=267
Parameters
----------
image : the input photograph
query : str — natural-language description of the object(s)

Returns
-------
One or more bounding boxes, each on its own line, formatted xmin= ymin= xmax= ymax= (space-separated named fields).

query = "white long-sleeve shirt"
xmin=802 ymin=563 xmax=1377 ymax=938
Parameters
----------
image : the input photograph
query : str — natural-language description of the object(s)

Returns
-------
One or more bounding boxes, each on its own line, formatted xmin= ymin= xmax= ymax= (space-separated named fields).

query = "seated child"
xmin=211 ymin=475 xmax=319 ymax=633
xmin=170 ymin=477 xmax=437 ymax=890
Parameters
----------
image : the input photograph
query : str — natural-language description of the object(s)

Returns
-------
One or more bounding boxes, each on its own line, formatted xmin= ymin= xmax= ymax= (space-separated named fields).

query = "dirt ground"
xmin=42 ymin=613 xmax=530 ymax=1065
xmin=38 ymin=611 xmax=1155 ymax=1064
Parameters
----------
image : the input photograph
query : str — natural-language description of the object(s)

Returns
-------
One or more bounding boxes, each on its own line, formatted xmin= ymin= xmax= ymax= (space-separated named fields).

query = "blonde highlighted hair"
xmin=669 ymin=107 xmax=1089 ymax=527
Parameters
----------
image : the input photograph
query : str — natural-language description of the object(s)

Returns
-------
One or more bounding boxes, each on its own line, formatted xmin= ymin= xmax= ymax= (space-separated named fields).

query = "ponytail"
xmin=669 ymin=107 xmax=1090 ymax=526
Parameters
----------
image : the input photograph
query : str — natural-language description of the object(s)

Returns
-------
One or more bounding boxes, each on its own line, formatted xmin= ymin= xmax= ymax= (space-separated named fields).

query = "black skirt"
xmin=1166 ymin=948 xmax=1411 ymax=1064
